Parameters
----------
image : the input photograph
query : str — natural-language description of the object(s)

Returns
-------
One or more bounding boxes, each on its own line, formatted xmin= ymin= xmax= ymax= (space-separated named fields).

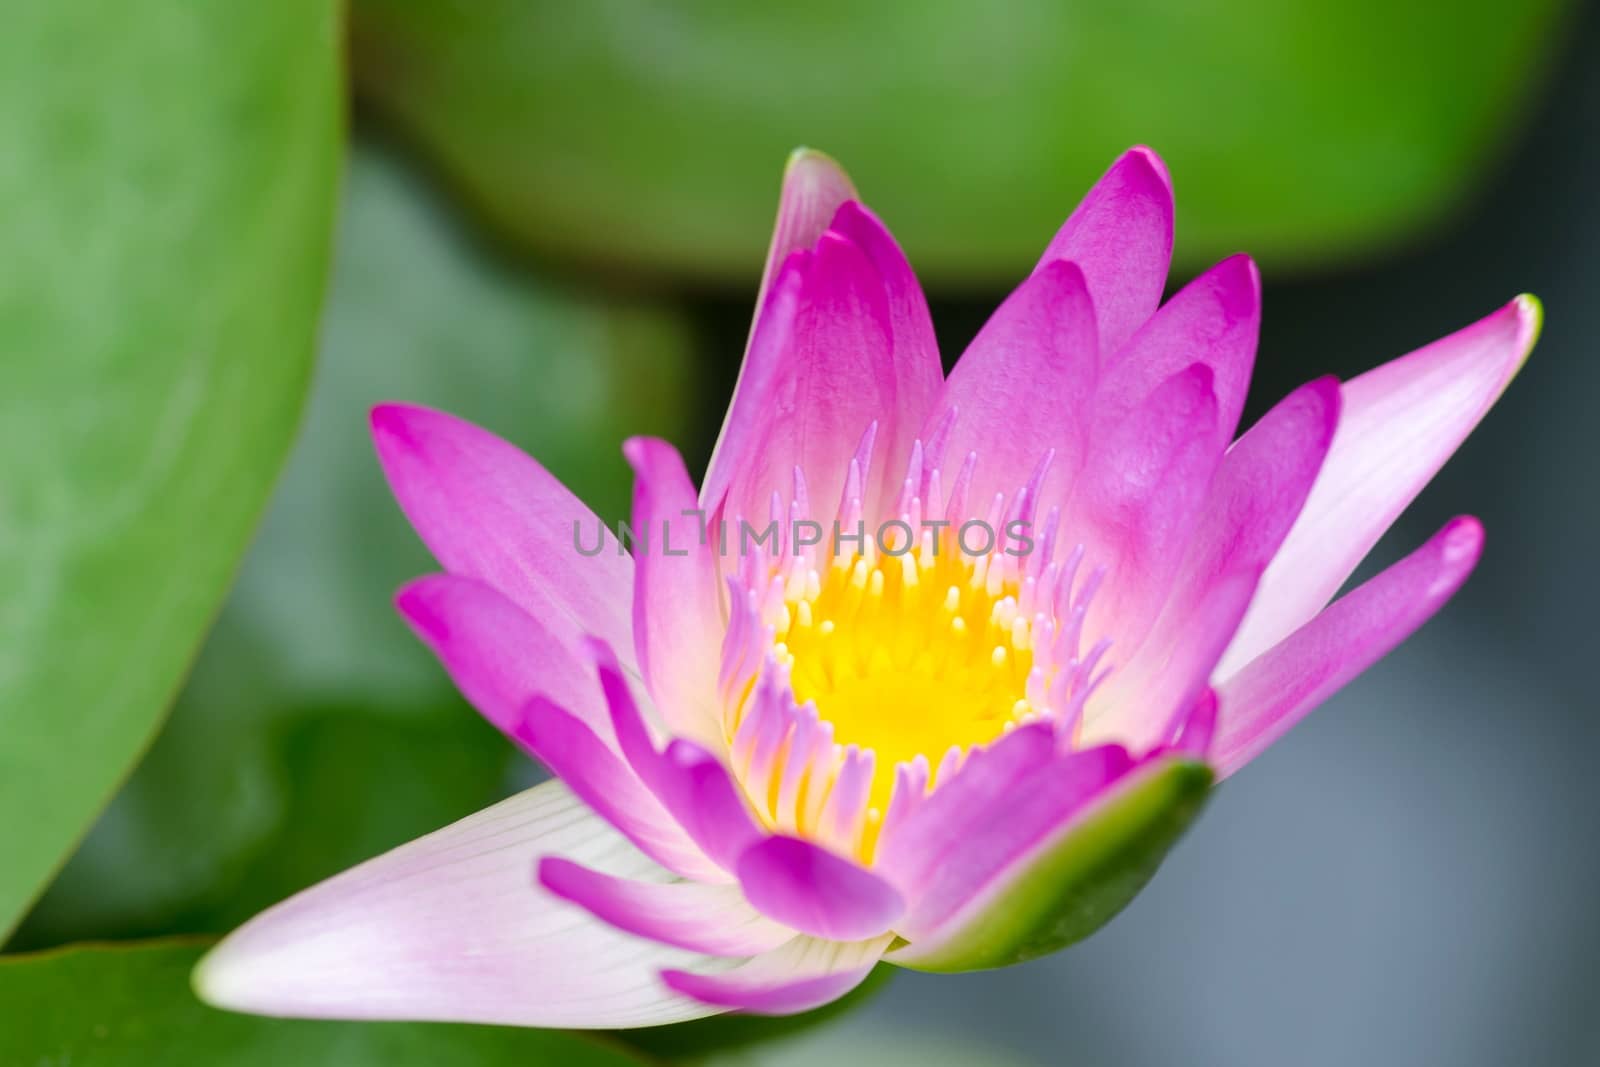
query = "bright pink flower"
xmin=196 ymin=148 xmax=1539 ymax=1027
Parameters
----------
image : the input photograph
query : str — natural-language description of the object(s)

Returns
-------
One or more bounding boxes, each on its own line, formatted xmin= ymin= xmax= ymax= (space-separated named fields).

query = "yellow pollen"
xmin=780 ymin=545 xmax=1038 ymax=816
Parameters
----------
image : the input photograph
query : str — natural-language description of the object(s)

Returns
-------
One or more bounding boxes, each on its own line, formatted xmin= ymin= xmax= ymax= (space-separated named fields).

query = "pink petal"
xmin=662 ymin=935 xmax=892 ymax=1016
xmin=396 ymin=573 xmax=608 ymax=741
xmin=828 ymin=201 xmax=944 ymax=489
xmin=1218 ymin=295 xmax=1539 ymax=677
xmin=1072 ymin=363 xmax=1223 ymax=651
xmin=700 ymin=256 xmax=806 ymax=511
xmin=1212 ymin=516 xmax=1484 ymax=778
xmin=195 ymin=782 xmax=722 ymax=1028
xmin=514 ymin=698 xmax=724 ymax=883
xmin=537 ymin=857 xmax=797 ymax=956
xmin=624 ymin=437 xmax=725 ymax=751
xmin=735 ymin=835 xmax=905 ymax=941
xmin=756 ymin=149 xmax=858 ymax=313
xmin=1034 ymin=146 xmax=1174 ymax=355
xmin=724 ymin=229 xmax=897 ymax=523
xmin=927 ymin=260 xmax=1099 ymax=507
xmin=1095 ymin=254 xmax=1261 ymax=441
xmin=589 ymin=641 xmax=764 ymax=873
xmin=370 ymin=403 xmax=633 ymax=656
xmin=875 ymin=722 xmax=1058 ymax=891
xmin=890 ymin=745 xmax=1134 ymax=945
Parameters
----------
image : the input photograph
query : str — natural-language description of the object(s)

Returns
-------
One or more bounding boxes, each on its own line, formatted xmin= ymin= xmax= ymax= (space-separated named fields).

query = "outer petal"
xmin=396 ymin=573 xmax=607 ymax=740
xmin=662 ymin=935 xmax=892 ymax=1016
xmin=734 ymin=835 xmax=905 ymax=941
xmin=1086 ymin=378 xmax=1340 ymax=745
xmin=195 ymin=781 xmax=722 ymax=1028
xmin=370 ymin=403 xmax=633 ymax=656
xmin=538 ymin=857 xmax=797 ymax=956
xmin=1218 ymin=295 xmax=1539 ymax=676
xmin=1034 ymin=146 xmax=1174 ymax=355
xmin=1212 ymin=516 xmax=1484 ymax=778
xmin=624 ymin=437 xmax=724 ymax=750
xmin=888 ymin=753 xmax=1212 ymax=972
xmin=704 ymin=150 xmax=855 ymax=510
xmin=927 ymin=260 xmax=1098 ymax=507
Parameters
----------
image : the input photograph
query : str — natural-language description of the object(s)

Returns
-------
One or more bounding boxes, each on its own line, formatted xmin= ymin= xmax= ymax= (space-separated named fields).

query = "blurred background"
xmin=2 ymin=1 xmax=1595 ymax=1063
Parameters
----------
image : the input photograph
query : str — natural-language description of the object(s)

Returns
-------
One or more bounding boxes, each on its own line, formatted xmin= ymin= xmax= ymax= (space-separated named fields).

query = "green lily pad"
xmin=350 ymin=0 xmax=1568 ymax=285
xmin=891 ymin=758 xmax=1213 ymax=973
xmin=0 ymin=0 xmax=342 ymax=937
xmin=0 ymin=942 xmax=645 ymax=1065
xmin=10 ymin=138 xmax=699 ymax=948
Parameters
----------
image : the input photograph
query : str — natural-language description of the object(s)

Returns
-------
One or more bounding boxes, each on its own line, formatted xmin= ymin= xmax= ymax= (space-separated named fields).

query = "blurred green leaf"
xmin=13 ymin=138 xmax=701 ymax=947
xmin=0 ymin=0 xmax=342 ymax=935
xmin=351 ymin=0 xmax=1568 ymax=285
xmin=0 ymin=942 xmax=647 ymax=1065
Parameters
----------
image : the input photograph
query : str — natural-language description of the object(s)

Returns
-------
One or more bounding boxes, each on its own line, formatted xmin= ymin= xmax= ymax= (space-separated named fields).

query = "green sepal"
xmin=891 ymin=757 xmax=1213 ymax=973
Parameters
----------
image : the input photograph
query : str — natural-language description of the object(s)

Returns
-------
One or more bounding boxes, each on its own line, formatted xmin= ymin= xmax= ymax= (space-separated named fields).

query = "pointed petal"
xmin=829 ymin=201 xmax=944 ymax=488
xmin=758 ymin=149 xmax=858 ymax=311
xmin=538 ymin=857 xmax=797 ymax=956
xmin=370 ymin=403 xmax=633 ymax=655
xmin=396 ymin=574 xmax=609 ymax=741
xmin=1218 ymin=296 xmax=1539 ymax=676
xmin=724 ymin=229 xmax=896 ymax=523
xmin=1212 ymin=516 xmax=1484 ymax=778
xmin=624 ymin=437 xmax=724 ymax=750
xmin=662 ymin=935 xmax=891 ymax=1016
xmin=735 ymin=835 xmax=905 ymax=941
xmin=928 ymin=260 xmax=1098 ymax=507
xmin=195 ymin=782 xmax=722 ymax=1028
xmin=1034 ymin=146 xmax=1174 ymax=355
xmin=703 ymin=150 xmax=857 ymax=511
xmin=1096 ymin=254 xmax=1260 ymax=440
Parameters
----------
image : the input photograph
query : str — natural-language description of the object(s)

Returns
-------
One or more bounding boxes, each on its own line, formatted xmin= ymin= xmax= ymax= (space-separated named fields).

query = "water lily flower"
xmin=195 ymin=147 xmax=1538 ymax=1027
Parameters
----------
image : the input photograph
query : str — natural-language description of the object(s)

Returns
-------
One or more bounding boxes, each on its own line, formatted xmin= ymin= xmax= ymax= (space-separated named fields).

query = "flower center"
xmin=773 ymin=541 xmax=1038 ymax=815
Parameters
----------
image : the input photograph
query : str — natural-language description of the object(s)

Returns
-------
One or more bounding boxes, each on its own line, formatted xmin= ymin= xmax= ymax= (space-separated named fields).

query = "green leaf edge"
xmin=891 ymin=756 xmax=1214 ymax=973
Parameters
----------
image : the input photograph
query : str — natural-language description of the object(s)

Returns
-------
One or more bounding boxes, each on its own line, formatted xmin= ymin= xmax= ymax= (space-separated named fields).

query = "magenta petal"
xmin=1096 ymin=254 xmax=1261 ymax=441
xmin=624 ymin=437 xmax=724 ymax=750
xmin=396 ymin=574 xmax=608 ymax=741
xmin=1212 ymin=516 xmax=1485 ymax=778
xmin=537 ymin=857 xmax=796 ymax=956
xmin=589 ymin=641 xmax=764 ymax=873
xmin=724 ymin=229 xmax=898 ymax=522
xmin=756 ymin=149 xmax=858 ymax=311
xmin=702 ymin=255 xmax=806 ymax=511
xmin=1219 ymin=296 xmax=1538 ymax=676
xmin=735 ymin=836 xmax=905 ymax=941
xmin=1072 ymin=362 xmax=1223 ymax=650
xmin=875 ymin=722 xmax=1058 ymax=891
xmin=929 ymin=259 xmax=1098 ymax=506
xmin=891 ymin=745 xmax=1133 ymax=943
xmin=661 ymin=935 xmax=891 ymax=1016
xmin=654 ymin=740 xmax=766 ymax=874
xmin=514 ymin=698 xmax=723 ymax=883
xmin=828 ymin=201 xmax=944 ymax=478
xmin=1034 ymin=146 xmax=1174 ymax=355
xmin=370 ymin=403 xmax=633 ymax=656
